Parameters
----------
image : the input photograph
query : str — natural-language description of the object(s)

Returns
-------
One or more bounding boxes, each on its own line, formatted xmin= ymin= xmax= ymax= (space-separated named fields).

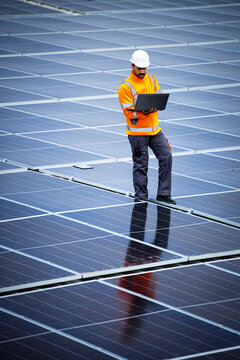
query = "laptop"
xmin=127 ymin=93 xmax=169 ymax=112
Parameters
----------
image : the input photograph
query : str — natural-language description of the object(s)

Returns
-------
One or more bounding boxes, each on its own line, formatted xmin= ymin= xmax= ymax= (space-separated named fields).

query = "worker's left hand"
xmin=142 ymin=108 xmax=157 ymax=115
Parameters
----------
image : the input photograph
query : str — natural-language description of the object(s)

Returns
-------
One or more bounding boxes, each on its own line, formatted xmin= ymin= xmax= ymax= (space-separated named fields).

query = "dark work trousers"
xmin=128 ymin=131 xmax=172 ymax=200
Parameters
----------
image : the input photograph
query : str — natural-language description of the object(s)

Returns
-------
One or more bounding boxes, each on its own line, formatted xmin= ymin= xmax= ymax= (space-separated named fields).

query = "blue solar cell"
xmin=0 ymin=77 xmax=115 ymax=98
xmin=60 ymin=13 xmax=165 ymax=29
xmin=187 ymin=299 xmax=240 ymax=332
xmin=0 ymin=171 xmax=75 ymax=195
xmin=0 ymin=250 xmax=73 ymax=287
xmin=169 ymin=131 xmax=240 ymax=151
xmin=26 ymin=128 xmax=130 ymax=158
xmin=0 ymin=87 xmax=52 ymax=104
xmin=159 ymin=122 xmax=207 ymax=137
xmin=66 ymin=310 xmax=240 ymax=359
xmin=49 ymin=72 xmax=127 ymax=92
xmin=106 ymin=263 xmax=240 ymax=308
xmin=137 ymin=65 xmax=237 ymax=91
xmin=0 ymin=311 xmax=45 ymax=341
xmin=0 ymin=36 xmax=72 ymax=54
xmin=1 ymin=145 xmax=106 ymax=167
xmin=17 ymin=33 xmax=126 ymax=51
xmin=209 ymin=258 xmax=240 ymax=275
xmin=208 ymin=42 xmax=240 ymax=52
xmin=0 ymin=162 xmax=21 ymax=171
xmin=110 ymin=11 xmax=205 ymax=26
xmin=0 ymin=20 xmax=54 ymax=35
xmin=9 ymin=16 xmax=105 ymax=32
xmin=48 ymin=162 xmax=133 ymax=189
xmin=0 ymin=115 xmax=84 ymax=133
xmin=180 ymin=24 xmax=240 ymax=40
xmin=0 ymin=135 xmax=52 ymax=153
xmin=161 ymin=8 xmax=240 ymax=23
xmin=0 ymin=67 xmax=34 ymax=79
xmin=206 ymin=4 xmax=240 ymax=16
xmin=55 ymin=109 xmax=123 ymax=127
xmin=0 ymin=215 xmax=110 ymax=250
xmin=8 ymin=101 xmax=113 ymax=119
xmin=209 ymin=150 xmax=240 ymax=161
xmin=105 ymin=263 xmax=240 ymax=332
xmin=0 ymin=108 xmax=33 ymax=120
xmin=174 ymin=114 xmax=240 ymax=134
xmin=0 ymin=49 xmax=16 ymax=55
xmin=171 ymin=73 xmax=237 ymax=88
xmin=0 ymin=281 xmax=166 ymax=329
xmin=0 ymin=171 xmax=133 ymax=211
xmin=64 ymin=202 xmax=240 ymax=257
xmin=170 ymin=90 xmax=238 ymax=106
xmin=25 ymin=234 xmax=180 ymax=274
xmin=47 ymin=158 xmax=235 ymax=200
xmin=128 ymin=27 xmax=230 ymax=44
xmin=0 ymin=198 xmax=46 ymax=221
xmin=76 ymin=96 xmax=130 ymax=112
xmin=0 ymin=56 xmax=92 ymax=76
xmin=150 ymin=52 xmax=209 ymax=67
xmin=83 ymin=30 xmax=178 ymax=46
xmin=178 ymin=191 xmax=240 ymax=220
xmin=172 ymin=153 xmax=240 ymax=185
xmin=189 ymin=168 xmax=240 ymax=188
xmin=206 ymin=87 xmax=240 ymax=97
xmin=1 ymin=281 xmax=239 ymax=360
xmin=35 ymin=52 xmax=130 ymax=71
xmin=0 ymin=312 xmax=114 ymax=360
xmin=0 ymin=211 xmax=180 ymax=276
xmin=153 ymin=102 xmax=222 ymax=121
xmin=171 ymin=63 xmax=240 ymax=81
xmin=156 ymin=45 xmax=240 ymax=62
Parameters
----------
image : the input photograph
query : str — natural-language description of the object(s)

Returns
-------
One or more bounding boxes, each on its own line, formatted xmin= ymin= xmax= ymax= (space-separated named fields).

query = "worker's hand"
xmin=142 ymin=108 xmax=157 ymax=115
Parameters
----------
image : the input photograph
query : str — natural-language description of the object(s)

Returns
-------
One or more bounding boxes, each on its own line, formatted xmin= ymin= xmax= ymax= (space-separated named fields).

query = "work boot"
xmin=156 ymin=195 xmax=176 ymax=204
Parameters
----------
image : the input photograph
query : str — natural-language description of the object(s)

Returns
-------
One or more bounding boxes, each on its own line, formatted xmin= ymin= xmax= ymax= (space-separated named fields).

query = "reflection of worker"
xmin=122 ymin=202 xmax=171 ymax=280
xmin=118 ymin=50 xmax=176 ymax=204
xmin=118 ymin=203 xmax=171 ymax=337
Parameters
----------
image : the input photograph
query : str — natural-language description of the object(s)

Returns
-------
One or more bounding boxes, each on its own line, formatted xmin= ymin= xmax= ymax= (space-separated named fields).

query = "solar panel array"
xmin=0 ymin=0 xmax=239 ymax=359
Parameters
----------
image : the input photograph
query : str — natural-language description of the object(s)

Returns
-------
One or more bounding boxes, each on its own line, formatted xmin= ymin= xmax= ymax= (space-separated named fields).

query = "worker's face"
xmin=132 ymin=64 xmax=147 ymax=79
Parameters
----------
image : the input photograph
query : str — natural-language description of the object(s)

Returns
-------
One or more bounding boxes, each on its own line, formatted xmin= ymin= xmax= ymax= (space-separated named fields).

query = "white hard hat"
xmin=130 ymin=50 xmax=150 ymax=68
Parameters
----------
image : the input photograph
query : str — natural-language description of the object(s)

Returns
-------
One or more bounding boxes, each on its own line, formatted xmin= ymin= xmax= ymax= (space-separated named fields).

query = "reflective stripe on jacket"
xmin=118 ymin=71 xmax=161 ymax=136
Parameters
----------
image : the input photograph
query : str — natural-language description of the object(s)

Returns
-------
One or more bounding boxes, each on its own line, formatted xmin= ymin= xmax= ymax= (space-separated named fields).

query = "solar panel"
xmin=158 ymin=44 xmax=240 ymax=62
xmin=0 ymin=20 xmax=54 ymax=35
xmin=0 ymin=249 xmax=74 ymax=288
xmin=208 ymin=258 xmax=240 ymax=275
xmin=0 ymin=162 xmax=21 ymax=172
xmin=0 ymin=311 xmax=115 ymax=360
xmin=8 ymin=16 xmax=105 ymax=32
xmin=0 ymin=198 xmax=46 ymax=221
xmin=1 ymin=278 xmax=239 ymax=360
xmin=64 ymin=202 xmax=240 ymax=258
xmin=0 ymin=0 xmax=239 ymax=358
xmin=0 ymin=36 xmax=71 ymax=54
xmin=0 ymin=57 xmax=92 ymax=76
xmin=104 ymin=263 xmax=240 ymax=325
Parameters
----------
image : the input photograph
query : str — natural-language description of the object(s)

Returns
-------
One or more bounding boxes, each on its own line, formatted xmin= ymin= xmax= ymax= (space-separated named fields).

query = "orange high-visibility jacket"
xmin=118 ymin=71 xmax=161 ymax=136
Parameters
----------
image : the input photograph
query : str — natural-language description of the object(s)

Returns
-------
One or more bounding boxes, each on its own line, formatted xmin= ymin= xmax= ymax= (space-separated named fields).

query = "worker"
xmin=118 ymin=49 xmax=176 ymax=204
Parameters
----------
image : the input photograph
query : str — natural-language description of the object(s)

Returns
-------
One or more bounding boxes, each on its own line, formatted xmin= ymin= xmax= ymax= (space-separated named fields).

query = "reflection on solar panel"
xmin=0 ymin=0 xmax=239 ymax=359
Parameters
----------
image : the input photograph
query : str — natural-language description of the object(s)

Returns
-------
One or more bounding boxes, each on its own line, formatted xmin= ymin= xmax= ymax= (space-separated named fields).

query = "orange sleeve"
xmin=118 ymin=83 xmax=136 ymax=122
xmin=151 ymin=74 xmax=160 ymax=92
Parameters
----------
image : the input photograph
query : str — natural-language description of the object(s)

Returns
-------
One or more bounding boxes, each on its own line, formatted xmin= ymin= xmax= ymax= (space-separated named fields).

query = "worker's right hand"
xmin=142 ymin=108 xmax=157 ymax=115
